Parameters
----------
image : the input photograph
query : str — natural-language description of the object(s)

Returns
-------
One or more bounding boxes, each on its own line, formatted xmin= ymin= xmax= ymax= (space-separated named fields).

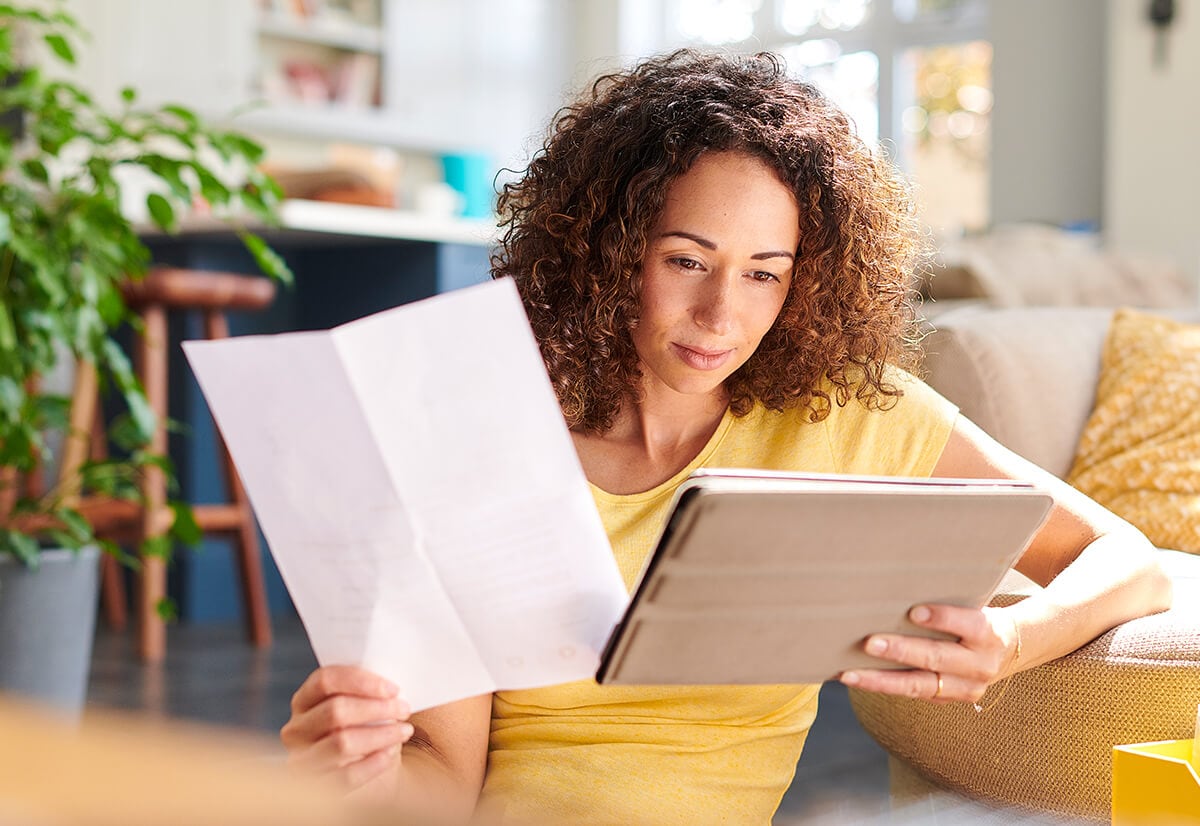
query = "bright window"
xmin=665 ymin=0 xmax=990 ymax=238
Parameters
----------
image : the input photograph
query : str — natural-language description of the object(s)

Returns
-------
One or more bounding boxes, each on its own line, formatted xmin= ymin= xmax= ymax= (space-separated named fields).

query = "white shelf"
xmin=256 ymin=14 xmax=384 ymax=52
xmin=146 ymin=200 xmax=499 ymax=248
xmin=278 ymin=199 xmax=498 ymax=246
xmin=229 ymin=105 xmax=480 ymax=154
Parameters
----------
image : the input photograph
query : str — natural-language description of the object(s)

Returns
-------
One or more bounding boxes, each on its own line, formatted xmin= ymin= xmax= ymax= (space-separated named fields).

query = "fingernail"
xmin=911 ymin=605 xmax=931 ymax=624
xmin=866 ymin=637 xmax=887 ymax=655
xmin=841 ymin=671 xmax=860 ymax=685
xmin=381 ymin=679 xmax=400 ymax=695
xmin=398 ymin=723 xmax=415 ymax=740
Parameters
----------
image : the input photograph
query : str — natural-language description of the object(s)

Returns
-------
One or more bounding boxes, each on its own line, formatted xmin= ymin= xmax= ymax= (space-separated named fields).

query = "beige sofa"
xmin=919 ymin=224 xmax=1195 ymax=313
xmin=848 ymin=305 xmax=1200 ymax=822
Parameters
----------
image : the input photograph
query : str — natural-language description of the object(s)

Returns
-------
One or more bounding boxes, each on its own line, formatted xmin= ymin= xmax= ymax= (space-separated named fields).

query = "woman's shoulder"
xmin=727 ymin=364 xmax=957 ymax=435
xmin=721 ymin=365 xmax=959 ymax=476
xmin=824 ymin=363 xmax=959 ymax=476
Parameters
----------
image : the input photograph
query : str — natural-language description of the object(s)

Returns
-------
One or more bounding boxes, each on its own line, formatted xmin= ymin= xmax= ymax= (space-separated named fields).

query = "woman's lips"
xmin=672 ymin=343 xmax=733 ymax=371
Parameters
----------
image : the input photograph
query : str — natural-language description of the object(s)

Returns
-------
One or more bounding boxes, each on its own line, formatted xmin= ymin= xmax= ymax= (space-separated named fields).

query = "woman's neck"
xmin=572 ymin=385 xmax=730 ymax=495
xmin=609 ymin=386 xmax=729 ymax=460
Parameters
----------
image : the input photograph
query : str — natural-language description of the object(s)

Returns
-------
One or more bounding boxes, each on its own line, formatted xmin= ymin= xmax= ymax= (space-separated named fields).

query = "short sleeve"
xmin=824 ymin=365 xmax=959 ymax=478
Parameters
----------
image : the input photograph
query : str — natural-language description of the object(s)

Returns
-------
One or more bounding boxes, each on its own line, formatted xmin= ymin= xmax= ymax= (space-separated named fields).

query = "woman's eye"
xmin=749 ymin=271 xmax=782 ymax=283
xmin=669 ymin=257 xmax=703 ymax=271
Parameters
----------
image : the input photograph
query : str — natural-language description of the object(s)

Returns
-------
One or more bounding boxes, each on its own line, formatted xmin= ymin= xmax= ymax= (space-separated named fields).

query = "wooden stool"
xmin=103 ymin=266 xmax=278 ymax=662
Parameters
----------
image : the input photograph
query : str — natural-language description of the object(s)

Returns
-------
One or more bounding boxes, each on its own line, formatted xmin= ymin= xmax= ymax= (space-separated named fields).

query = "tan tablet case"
xmin=596 ymin=470 xmax=1053 ymax=686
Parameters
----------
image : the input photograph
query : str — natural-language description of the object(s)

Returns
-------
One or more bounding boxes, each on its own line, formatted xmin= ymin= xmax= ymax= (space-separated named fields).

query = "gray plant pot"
xmin=0 ymin=546 xmax=100 ymax=717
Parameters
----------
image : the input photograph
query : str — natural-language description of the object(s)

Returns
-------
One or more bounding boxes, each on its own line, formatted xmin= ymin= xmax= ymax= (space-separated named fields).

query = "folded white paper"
xmin=183 ymin=278 xmax=628 ymax=711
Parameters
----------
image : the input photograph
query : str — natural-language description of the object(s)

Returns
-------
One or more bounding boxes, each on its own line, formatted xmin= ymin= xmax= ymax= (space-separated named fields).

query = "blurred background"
xmin=58 ymin=0 xmax=1199 ymax=286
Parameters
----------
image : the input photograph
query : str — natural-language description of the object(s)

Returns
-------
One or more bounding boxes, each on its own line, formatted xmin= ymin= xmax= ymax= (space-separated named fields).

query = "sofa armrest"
xmin=848 ymin=549 xmax=1200 ymax=821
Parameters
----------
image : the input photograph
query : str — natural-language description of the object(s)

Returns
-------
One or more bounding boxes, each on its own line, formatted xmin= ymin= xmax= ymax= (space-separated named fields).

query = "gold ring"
xmin=932 ymin=672 xmax=944 ymax=700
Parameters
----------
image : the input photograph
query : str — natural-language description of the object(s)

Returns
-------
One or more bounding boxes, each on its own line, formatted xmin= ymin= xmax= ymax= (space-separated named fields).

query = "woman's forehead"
xmin=652 ymin=152 xmax=801 ymax=250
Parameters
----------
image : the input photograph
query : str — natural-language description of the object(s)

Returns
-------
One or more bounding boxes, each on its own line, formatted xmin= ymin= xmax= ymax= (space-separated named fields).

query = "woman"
xmin=281 ymin=50 xmax=1171 ymax=824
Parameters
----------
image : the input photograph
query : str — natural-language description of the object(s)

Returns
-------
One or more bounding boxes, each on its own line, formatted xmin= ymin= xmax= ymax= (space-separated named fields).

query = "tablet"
xmin=595 ymin=469 xmax=1053 ymax=686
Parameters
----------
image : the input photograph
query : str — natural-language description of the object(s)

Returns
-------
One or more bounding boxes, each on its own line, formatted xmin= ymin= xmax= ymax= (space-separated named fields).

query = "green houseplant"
xmin=0 ymin=1 xmax=291 ymax=711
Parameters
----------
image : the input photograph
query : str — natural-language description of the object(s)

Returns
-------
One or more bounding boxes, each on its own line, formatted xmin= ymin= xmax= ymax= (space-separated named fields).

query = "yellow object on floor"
xmin=1112 ymin=739 xmax=1200 ymax=825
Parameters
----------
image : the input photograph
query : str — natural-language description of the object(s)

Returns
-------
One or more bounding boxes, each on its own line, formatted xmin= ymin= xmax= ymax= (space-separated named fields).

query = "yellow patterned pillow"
xmin=1067 ymin=308 xmax=1200 ymax=553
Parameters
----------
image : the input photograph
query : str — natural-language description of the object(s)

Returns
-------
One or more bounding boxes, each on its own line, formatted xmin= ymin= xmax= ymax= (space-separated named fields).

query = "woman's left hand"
xmin=838 ymin=604 xmax=1020 ymax=704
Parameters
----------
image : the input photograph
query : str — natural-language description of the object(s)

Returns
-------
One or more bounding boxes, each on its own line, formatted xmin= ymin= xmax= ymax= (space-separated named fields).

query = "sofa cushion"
xmin=923 ymin=306 xmax=1200 ymax=479
xmin=1067 ymin=309 xmax=1200 ymax=554
xmin=923 ymin=224 xmax=1195 ymax=307
xmin=922 ymin=306 xmax=1117 ymax=478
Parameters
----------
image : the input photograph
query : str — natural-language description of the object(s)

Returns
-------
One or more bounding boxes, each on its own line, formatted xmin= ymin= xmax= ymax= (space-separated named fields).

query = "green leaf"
xmin=260 ymin=174 xmax=286 ymax=203
xmin=155 ymin=597 xmax=178 ymax=622
xmin=42 ymin=33 xmax=75 ymax=65
xmin=0 ymin=304 xmax=15 ymax=351
xmin=2 ymin=530 xmax=40 ymax=567
xmin=164 ymin=416 xmax=192 ymax=437
xmin=133 ymin=451 xmax=174 ymax=473
xmin=0 ymin=376 xmax=23 ymax=419
xmin=138 ymin=155 xmax=190 ymax=200
xmin=31 ymin=262 xmax=66 ymax=305
xmin=120 ymin=86 xmax=136 ymax=103
xmin=97 ymin=282 xmax=126 ymax=328
xmin=239 ymin=231 xmax=293 ymax=285
xmin=0 ymin=423 xmax=33 ymax=466
xmin=162 ymin=104 xmax=198 ymax=128
xmin=99 ymin=538 xmax=141 ymax=571
xmin=226 ymin=133 xmax=266 ymax=165
xmin=45 ymin=529 xmax=82 ymax=550
xmin=170 ymin=500 xmax=202 ymax=545
xmin=192 ymin=165 xmax=230 ymax=205
xmin=108 ymin=411 xmax=149 ymax=452
xmin=32 ymin=393 xmax=70 ymax=429
xmin=58 ymin=508 xmax=93 ymax=543
xmin=80 ymin=459 xmax=139 ymax=499
xmin=140 ymin=533 xmax=171 ymax=560
xmin=20 ymin=158 xmax=48 ymax=183
xmin=0 ymin=210 xmax=10 ymax=245
xmin=145 ymin=192 xmax=176 ymax=233
xmin=122 ymin=386 xmax=157 ymax=445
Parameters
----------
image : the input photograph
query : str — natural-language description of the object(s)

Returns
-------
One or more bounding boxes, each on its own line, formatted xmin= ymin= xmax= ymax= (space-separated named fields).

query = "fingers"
xmin=857 ymin=605 xmax=1008 ymax=680
xmin=860 ymin=630 xmax=968 ymax=678
xmin=908 ymin=604 xmax=992 ymax=644
xmin=281 ymin=665 xmax=415 ymax=795
xmin=840 ymin=666 xmax=975 ymax=704
xmin=287 ymin=719 xmax=415 ymax=774
xmin=288 ymin=730 xmax=411 ymax=796
xmin=282 ymin=692 xmax=411 ymax=749
xmin=291 ymin=665 xmax=401 ymax=715
xmin=838 ymin=605 xmax=1019 ymax=704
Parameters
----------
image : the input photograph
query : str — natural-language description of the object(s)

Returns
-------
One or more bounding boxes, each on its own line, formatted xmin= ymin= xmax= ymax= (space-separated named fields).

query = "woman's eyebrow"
xmin=660 ymin=230 xmax=795 ymax=261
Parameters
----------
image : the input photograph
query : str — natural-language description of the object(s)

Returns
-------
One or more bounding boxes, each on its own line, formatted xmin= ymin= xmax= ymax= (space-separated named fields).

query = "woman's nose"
xmin=693 ymin=274 xmax=735 ymax=335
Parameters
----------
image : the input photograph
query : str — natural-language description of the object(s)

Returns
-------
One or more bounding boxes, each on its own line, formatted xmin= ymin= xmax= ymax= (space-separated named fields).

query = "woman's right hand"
xmin=281 ymin=665 xmax=414 ymax=797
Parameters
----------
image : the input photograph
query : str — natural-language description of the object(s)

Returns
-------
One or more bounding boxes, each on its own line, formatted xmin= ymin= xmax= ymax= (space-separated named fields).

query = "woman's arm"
xmin=840 ymin=414 xmax=1173 ymax=704
xmin=398 ymin=694 xmax=493 ymax=820
xmin=281 ymin=666 xmax=491 ymax=820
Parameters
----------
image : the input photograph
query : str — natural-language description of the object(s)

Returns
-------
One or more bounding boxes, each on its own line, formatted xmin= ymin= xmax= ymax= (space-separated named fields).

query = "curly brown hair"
xmin=492 ymin=48 xmax=925 ymax=434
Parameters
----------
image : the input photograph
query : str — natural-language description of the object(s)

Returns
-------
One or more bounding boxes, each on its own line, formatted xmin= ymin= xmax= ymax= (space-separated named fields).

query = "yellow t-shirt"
xmin=480 ymin=369 xmax=958 ymax=825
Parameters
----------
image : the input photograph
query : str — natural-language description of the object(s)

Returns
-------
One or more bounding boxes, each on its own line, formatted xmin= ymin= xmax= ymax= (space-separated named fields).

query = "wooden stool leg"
xmin=138 ymin=304 xmax=169 ymax=663
xmin=90 ymin=395 xmax=129 ymax=631
xmin=204 ymin=310 xmax=272 ymax=648
xmin=99 ymin=554 xmax=128 ymax=631
xmin=231 ymin=482 xmax=272 ymax=648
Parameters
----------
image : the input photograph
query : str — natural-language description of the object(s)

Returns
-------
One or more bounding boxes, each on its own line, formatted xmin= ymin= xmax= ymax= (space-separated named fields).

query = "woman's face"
xmin=631 ymin=151 xmax=799 ymax=404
